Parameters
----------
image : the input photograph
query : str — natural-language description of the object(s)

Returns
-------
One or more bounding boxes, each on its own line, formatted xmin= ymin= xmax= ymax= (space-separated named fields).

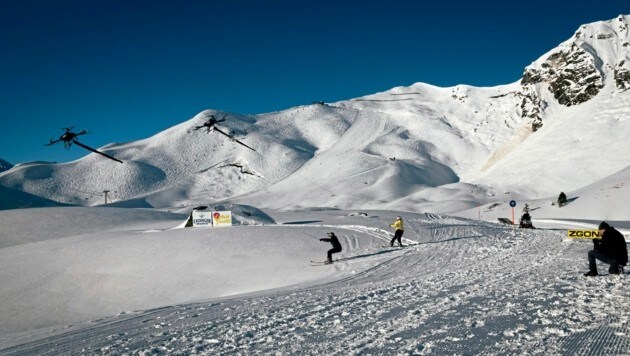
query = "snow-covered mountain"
xmin=2 ymin=15 xmax=630 ymax=216
xmin=0 ymin=158 xmax=12 ymax=173
xmin=0 ymin=185 xmax=67 ymax=210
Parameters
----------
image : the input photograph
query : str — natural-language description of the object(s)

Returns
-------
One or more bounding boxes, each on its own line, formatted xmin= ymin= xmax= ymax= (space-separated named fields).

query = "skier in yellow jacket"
xmin=389 ymin=216 xmax=404 ymax=247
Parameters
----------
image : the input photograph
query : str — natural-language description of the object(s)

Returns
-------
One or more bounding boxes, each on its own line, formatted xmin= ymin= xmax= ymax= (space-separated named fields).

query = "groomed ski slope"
xmin=1 ymin=209 xmax=628 ymax=355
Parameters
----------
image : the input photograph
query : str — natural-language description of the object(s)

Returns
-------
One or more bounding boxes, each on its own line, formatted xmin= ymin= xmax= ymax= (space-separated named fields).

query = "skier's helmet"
xmin=396 ymin=216 xmax=402 ymax=220
xmin=327 ymin=232 xmax=335 ymax=237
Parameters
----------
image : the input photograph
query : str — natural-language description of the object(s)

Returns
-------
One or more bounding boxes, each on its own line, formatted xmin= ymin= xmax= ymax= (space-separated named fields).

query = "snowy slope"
xmin=2 ymin=16 xmax=630 ymax=217
xmin=0 ymin=208 xmax=628 ymax=354
xmin=455 ymin=164 xmax=630 ymax=223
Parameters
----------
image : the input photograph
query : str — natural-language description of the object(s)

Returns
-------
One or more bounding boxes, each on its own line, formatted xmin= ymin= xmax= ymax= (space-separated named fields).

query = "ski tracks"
xmin=4 ymin=216 xmax=629 ymax=355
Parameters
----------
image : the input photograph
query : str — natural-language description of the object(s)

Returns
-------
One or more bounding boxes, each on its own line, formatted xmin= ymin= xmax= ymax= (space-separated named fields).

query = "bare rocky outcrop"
xmin=521 ymin=43 xmax=604 ymax=106
xmin=614 ymin=59 xmax=630 ymax=90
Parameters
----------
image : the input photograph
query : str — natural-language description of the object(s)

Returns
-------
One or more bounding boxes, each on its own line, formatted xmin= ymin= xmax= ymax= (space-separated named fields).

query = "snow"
xmin=0 ymin=208 xmax=628 ymax=354
xmin=1 ymin=15 xmax=630 ymax=355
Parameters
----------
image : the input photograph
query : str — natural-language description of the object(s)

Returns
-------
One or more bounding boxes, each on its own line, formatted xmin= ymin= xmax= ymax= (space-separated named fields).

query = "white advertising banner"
xmin=192 ymin=210 xmax=213 ymax=227
xmin=212 ymin=211 xmax=232 ymax=227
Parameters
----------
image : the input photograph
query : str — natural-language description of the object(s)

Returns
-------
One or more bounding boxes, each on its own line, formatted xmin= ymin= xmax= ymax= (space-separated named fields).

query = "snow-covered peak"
xmin=522 ymin=14 xmax=630 ymax=106
xmin=0 ymin=158 xmax=12 ymax=173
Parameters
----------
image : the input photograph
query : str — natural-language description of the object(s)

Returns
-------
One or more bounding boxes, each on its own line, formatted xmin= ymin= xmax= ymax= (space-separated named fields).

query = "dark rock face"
xmin=488 ymin=89 xmax=545 ymax=132
xmin=521 ymin=43 xmax=604 ymax=107
xmin=519 ymin=91 xmax=544 ymax=132
xmin=614 ymin=59 xmax=630 ymax=91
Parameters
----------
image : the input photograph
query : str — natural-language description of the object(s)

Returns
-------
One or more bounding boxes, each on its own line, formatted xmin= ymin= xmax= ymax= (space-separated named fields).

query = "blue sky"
xmin=0 ymin=0 xmax=627 ymax=164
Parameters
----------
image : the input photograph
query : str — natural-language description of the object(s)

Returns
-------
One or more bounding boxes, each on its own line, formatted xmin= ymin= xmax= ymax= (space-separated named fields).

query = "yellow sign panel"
xmin=567 ymin=230 xmax=601 ymax=239
xmin=212 ymin=211 xmax=232 ymax=227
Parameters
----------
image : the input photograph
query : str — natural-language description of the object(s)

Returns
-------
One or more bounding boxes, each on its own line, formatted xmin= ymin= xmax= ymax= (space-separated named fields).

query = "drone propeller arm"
xmin=232 ymin=138 xmax=256 ymax=152
xmin=72 ymin=139 xmax=123 ymax=163
xmin=213 ymin=127 xmax=256 ymax=152
xmin=45 ymin=139 xmax=61 ymax=146
xmin=212 ymin=127 xmax=232 ymax=139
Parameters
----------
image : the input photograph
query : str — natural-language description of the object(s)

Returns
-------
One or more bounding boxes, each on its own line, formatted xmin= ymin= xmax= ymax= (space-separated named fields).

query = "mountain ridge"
xmin=2 ymin=15 xmax=630 ymax=215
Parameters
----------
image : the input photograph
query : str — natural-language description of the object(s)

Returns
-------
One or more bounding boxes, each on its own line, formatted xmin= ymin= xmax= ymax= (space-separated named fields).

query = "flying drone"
xmin=193 ymin=115 xmax=256 ymax=152
xmin=46 ymin=127 xmax=123 ymax=164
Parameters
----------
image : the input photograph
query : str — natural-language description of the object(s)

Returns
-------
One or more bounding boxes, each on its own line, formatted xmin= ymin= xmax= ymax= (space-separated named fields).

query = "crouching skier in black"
xmin=320 ymin=232 xmax=342 ymax=264
xmin=584 ymin=221 xmax=628 ymax=276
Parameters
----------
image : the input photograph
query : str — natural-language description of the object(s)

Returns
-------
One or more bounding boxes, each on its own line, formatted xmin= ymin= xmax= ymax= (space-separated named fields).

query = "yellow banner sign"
xmin=212 ymin=211 xmax=233 ymax=227
xmin=567 ymin=230 xmax=601 ymax=239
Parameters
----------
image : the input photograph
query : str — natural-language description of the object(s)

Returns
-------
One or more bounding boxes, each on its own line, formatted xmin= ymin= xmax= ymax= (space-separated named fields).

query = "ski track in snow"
xmin=2 ymin=215 xmax=628 ymax=355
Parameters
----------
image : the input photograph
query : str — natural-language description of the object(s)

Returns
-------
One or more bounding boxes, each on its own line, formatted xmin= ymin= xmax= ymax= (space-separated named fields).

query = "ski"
xmin=381 ymin=243 xmax=418 ymax=248
xmin=309 ymin=258 xmax=347 ymax=265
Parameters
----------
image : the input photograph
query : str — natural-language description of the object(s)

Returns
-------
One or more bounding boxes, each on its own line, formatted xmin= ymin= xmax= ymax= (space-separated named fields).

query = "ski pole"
xmin=301 ymin=231 xmax=322 ymax=240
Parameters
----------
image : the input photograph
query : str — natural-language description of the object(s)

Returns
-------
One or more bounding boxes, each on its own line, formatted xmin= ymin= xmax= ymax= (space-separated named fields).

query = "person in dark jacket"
xmin=519 ymin=212 xmax=534 ymax=228
xmin=584 ymin=221 xmax=628 ymax=276
xmin=320 ymin=232 xmax=342 ymax=264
